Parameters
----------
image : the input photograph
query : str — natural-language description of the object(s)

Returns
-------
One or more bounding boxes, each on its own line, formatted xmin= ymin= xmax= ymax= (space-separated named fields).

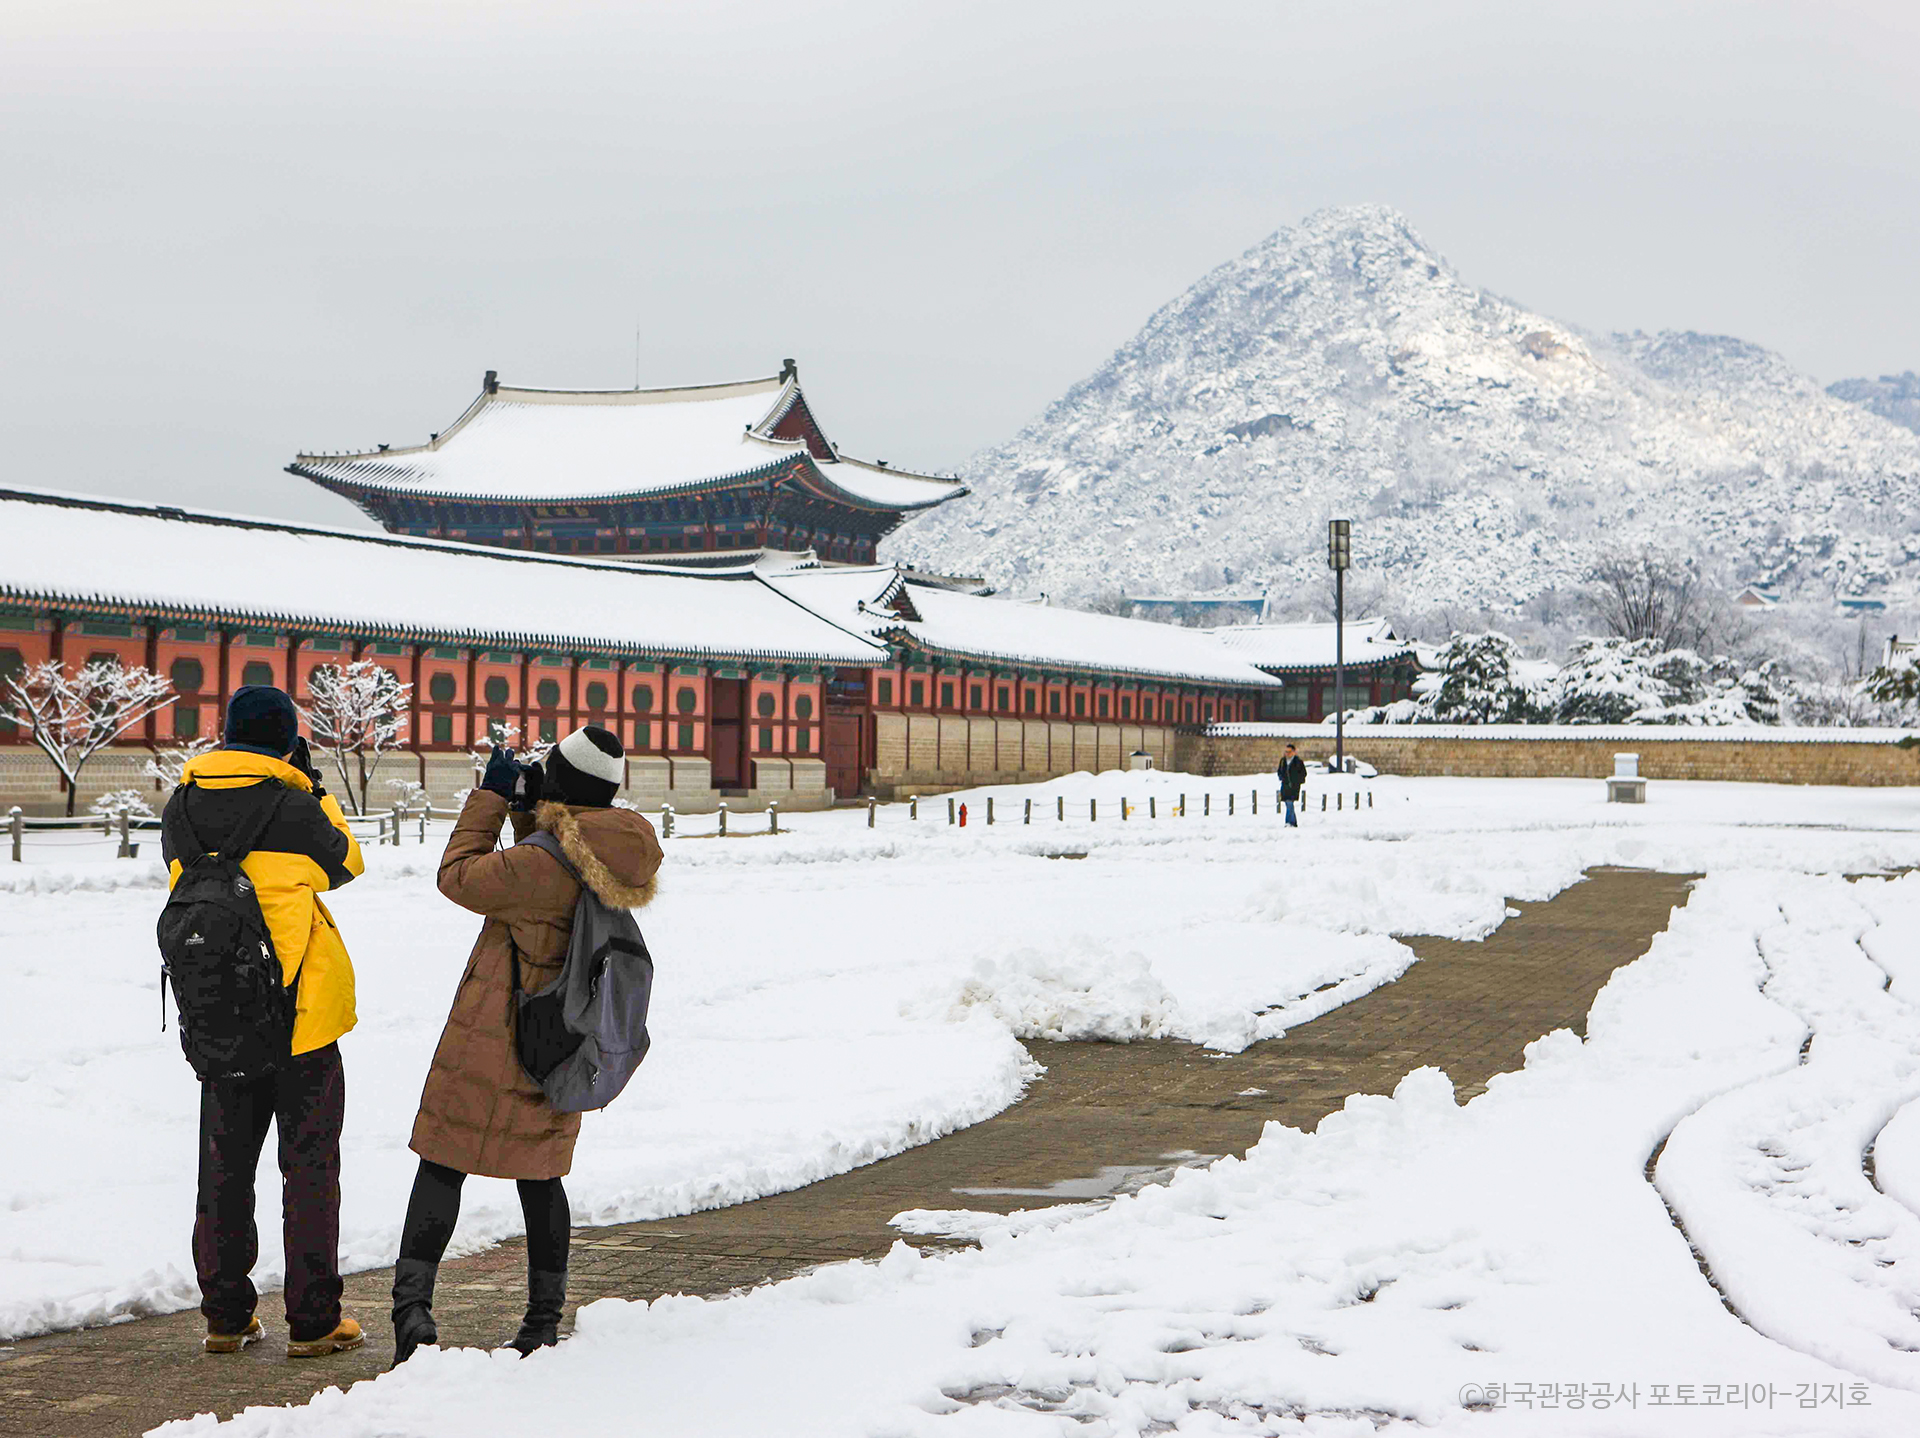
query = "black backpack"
xmin=157 ymin=779 xmax=296 ymax=1082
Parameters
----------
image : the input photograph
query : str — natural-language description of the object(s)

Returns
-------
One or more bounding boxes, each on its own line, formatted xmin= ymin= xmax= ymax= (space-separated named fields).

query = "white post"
xmin=769 ymin=801 xmax=779 ymax=835
xmin=8 ymin=806 xmax=21 ymax=863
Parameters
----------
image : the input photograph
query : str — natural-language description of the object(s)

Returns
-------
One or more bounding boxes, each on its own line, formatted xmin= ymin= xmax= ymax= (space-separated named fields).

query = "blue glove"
xmin=480 ymin=746 xmax=522 ymax=801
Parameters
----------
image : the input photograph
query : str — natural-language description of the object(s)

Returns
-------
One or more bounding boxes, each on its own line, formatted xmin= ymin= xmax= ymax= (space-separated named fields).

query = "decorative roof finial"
xmin=483 ymin=370 xmax=499 ymax=394
xmin=780 ymin=357 xmax=796 ymax=381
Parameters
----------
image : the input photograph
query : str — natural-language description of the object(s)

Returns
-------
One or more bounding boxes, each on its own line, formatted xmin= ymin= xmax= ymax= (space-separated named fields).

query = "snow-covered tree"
xmin=90 ymin=788 xmax=155 ymax=822
xmin=1340 ymin=632 xmax=1547 ymax=725
xmin=0 ymin=658 xmax=176 ymax=815
xmin=1547 ymin=638 xmax=1782 ymax=725
xmin=471 ymin=718 xmax=551 ymax=765
xmin=1420 ymin=632 xmax=1548 ymax=723
xmin=1861 ymin=657 xmax=1920 ymax=724
xmin=303 ymin=660 xmax=412 ymax=816
xmin=145 ymin=735 xmax=217 ymax=790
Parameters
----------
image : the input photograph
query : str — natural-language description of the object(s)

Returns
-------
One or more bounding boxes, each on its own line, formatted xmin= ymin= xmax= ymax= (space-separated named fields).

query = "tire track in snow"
xmin=1648 ymin=881 xmax=1920 ymax=1389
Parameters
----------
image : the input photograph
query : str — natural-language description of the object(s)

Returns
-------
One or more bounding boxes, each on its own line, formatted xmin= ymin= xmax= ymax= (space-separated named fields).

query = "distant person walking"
xmin=1278 ymin=743 xmax=1307 ymax=828
xmin=159 ymin=686 xmax=365 ymax=1357
xmin=391 ymin=726 xmax=662 ymax=1365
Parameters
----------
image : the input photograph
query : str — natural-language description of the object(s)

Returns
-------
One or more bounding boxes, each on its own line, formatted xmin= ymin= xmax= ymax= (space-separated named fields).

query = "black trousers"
xmin=399 ymin=1159 xmax=570 ymax=1274
xmin=194 ymin=1042 xmax=345 ymax=1342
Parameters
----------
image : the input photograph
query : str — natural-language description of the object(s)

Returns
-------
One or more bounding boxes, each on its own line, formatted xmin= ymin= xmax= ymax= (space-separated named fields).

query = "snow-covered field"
xmin=7 ymin=770 xmax=1920 ymax=1434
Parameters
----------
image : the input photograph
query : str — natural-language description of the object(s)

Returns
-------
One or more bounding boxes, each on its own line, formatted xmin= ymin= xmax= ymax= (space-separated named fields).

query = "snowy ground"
xmin=6 ymin=771 xmax=1920 ymax=1434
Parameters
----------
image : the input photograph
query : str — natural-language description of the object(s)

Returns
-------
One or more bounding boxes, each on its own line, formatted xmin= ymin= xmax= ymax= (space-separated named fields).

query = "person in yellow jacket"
xmin=160 ymin=686 xmax=366 ymax=1358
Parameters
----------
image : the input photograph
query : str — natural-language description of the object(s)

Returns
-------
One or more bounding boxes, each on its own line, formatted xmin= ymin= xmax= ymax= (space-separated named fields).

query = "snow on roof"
xmin=0 ymin=488 xmax=887 ymax=665
xmin=804 ymin=453 xmax=965 ymax=511
xmin=290 ymin=374 xmax=962 ymax=510
xmin=1205 ymin=618 xmax=1418 ymax=672
xmin=762 ymin=565 xmax=1280 ymax=685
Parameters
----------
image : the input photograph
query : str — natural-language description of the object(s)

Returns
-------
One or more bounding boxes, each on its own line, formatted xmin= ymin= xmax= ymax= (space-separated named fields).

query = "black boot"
xmin=503 ymin=1268 xmax=566 ymax=1355
xmin=390 ymin=1258 xmax=439 ymax=1367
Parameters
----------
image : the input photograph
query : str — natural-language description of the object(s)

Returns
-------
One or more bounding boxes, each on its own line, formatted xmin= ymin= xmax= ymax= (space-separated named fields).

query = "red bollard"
xmin=958 ymin=803 xmax=968 ymax=827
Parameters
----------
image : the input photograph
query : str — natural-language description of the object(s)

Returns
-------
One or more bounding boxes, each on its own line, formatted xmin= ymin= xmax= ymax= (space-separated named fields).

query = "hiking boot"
xmin=390 ymin=1259 xmax=440 ymax=1368
xmin=203 ymin=1316 xmax=262 ymax=1354
xmin=287 ymin=1316 xmax=364 ymax=1358
xmin=501 ymin=1269 xmax=566 ymax=1356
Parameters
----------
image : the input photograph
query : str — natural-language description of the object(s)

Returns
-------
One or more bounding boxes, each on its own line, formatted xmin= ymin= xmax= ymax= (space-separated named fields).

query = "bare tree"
xmin=1586 ymin=549 xmax=1714 ymax=651
xmin=145 ymin=735 xmax=217 ymax=790
xmin=303 ymin=660 xmax=412 ymax=816
xmin=0 ymin=658 xmax=176 ymax=815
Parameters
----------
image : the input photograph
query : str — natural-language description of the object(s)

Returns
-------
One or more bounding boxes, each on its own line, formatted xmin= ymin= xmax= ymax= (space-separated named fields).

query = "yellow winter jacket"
xmin=162 ymin=749 xmax=364 ymax=1056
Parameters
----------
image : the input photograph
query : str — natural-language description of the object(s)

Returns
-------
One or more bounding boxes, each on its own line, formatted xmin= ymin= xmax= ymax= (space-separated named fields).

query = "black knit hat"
xmin=543 ymin=725 xmax=624 ymax=807
xmin=224 ymin=685 xmax=299 ymax=756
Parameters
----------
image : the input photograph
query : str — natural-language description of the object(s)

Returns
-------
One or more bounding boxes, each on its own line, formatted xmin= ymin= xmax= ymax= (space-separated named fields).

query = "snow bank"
xmin=167 ymin=867 xmax=1920 ymax=1435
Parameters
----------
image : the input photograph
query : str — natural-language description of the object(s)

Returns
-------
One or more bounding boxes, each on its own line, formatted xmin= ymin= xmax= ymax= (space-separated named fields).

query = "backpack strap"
xmin=172 ymin=777 xmax=289 ymax=867
xmin=507 ymin=830 xmax=577 ymax=1005
xmin=517 ymin=830 xmax=583 ymax=884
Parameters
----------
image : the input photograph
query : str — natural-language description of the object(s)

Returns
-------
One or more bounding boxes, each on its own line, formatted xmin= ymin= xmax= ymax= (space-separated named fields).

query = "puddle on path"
xmin=953 ymin=1151 xmax=1218 ymax=1200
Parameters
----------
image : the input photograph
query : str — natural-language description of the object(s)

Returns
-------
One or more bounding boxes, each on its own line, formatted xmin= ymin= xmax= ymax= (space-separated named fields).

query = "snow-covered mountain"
xmin=1830 ymin=371 xmax=1920 ymax=435
xmin=888 ymin=205 xmax=1920 ymax=613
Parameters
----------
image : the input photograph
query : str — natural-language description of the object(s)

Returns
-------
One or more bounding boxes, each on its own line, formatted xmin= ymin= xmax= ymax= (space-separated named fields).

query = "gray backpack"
xmin=508 ymin=831 xmax=654 ymax=1114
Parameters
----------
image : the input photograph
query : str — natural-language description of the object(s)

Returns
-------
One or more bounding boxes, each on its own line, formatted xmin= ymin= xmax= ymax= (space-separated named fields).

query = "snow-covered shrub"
xmin=89 ymin=789 xmax=155 ymax=821
xmin=1342 ymin=632 xmax=1546 ymax=724
xmin=1546 ymin=638 xmax=1782 ymax=726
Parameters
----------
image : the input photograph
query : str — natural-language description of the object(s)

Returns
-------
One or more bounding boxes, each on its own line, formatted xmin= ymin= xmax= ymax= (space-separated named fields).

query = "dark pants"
xmin=194 ymin=1042 xmax=345 ymax=1342
xmin=399 ymin=1159 xmax=570 ymax=1273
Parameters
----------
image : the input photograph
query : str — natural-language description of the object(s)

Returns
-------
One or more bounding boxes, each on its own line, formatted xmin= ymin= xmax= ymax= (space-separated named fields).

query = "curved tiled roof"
xmin=290 ymin=373 xmax=963 ymax=511
xmin=0 ymin=487 xmax=888 ymax=666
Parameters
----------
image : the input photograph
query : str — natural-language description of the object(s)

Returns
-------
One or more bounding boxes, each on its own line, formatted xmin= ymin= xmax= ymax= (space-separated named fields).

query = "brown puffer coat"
xmin=411 ymin=790 xmax=662 ymax=1180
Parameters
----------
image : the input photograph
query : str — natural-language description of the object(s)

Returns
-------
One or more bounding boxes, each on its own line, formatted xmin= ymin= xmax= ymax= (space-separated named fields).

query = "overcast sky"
xmin=4 ymin=0 xmax=1916 ymax=530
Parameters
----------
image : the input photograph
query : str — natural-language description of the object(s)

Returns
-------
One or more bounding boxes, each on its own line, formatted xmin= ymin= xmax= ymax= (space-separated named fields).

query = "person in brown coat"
xmin=391 ymin=725 xmax=661 ymax=1364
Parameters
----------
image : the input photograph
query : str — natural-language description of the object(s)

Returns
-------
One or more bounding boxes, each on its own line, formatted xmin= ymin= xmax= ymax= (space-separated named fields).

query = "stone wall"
xmin=0 ymin=745 xmax=822 ymax=817
xmin=1178 ymin=727 xmax=1920 ymax=788
xmin=868 ymin=714 xmax=1175 ymax=797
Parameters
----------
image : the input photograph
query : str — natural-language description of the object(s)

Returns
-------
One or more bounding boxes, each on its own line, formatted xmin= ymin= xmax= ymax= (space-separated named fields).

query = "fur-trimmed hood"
xmin=533 ymin=801 xmax=661 ymax=910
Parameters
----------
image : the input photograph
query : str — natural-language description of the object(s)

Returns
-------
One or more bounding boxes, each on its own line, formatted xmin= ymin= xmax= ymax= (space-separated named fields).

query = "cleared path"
xmin=0 ymin=866 xmax=1696 ymax=1437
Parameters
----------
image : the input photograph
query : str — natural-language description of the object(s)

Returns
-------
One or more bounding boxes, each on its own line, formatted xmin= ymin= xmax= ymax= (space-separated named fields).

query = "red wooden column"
xmin=215 ymin=628 xmax=233 ymax=738
xmin=465 ymin=647 xmax=478 ymax=750
xmin=142 ymin=618 xmax=161 ymax=746
xmin=568 ymin=654 xmax=580 ymax=738
xmin=518 ymin=652 xmax=531 ymax=744
xmin=615 ymin=658 xmax=629 ymax=779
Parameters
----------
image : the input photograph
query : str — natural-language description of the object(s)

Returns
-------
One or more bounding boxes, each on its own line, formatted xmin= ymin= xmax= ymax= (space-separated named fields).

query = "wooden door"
xmin=709 ymin=679 xmax=748 ymax=788
xmin=824 ymin=712 xmax=863 ymax=798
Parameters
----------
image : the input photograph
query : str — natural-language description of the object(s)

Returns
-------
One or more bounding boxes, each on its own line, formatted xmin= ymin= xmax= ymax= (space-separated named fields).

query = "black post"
xmin=1328 ymin=518 xmax=1351 ymax=776
xmin=1335 ymin=564 xmax=1345 ymax=775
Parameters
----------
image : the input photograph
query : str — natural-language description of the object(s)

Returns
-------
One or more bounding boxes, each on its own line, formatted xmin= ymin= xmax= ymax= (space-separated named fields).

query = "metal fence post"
xmin=661 ymin=803 xmax=675 ymax=839
xmin=1024 ymin=798 xmax=1031 ymax=825
xmin=1056 ymin=795 xmax=1064 ymax=822
xmin=986 ymin=796 xmax=994 ymax=825
xmin=910 ymin=795 xmax=918 ymax=820
xmin=947 ymin=796 xmax=956 ymax=825
xmin=1204 ymin=793 xmax=1211 ymax=817
xmin=868 ymin=796 xmax=876 ymax=828
xmin=1227 ymin=793 xmax=1234 ymax=817
xmin=1179 ymin=792 xmax=1186 ymax=817
xmin=1090 ymin=798 xmax=1097 ymax=822
xmin=1251 ymin=790 xmax=1258 ymax=815
xmin=718 ymin=801 xmax=728 ymax=837
xmin=1122 ymin=796 xmax=1129 ymax=820
xmin=419 ymin=808 xmax=428 ymax=844
xmin=769 ymin=801 xmax=779 ymax=835
xmin=9 ymin=806 xmax=21 ymax=862
xmin=1149 ymin=796 xmax=1156 ymax=819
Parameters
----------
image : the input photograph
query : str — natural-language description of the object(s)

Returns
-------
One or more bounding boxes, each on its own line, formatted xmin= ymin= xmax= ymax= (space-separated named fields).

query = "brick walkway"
xmin=0 ymin=867 xmax=1696 ymax=1437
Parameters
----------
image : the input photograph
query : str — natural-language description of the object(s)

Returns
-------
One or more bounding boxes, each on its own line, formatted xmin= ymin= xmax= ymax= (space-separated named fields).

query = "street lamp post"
xmin=1328 ymin=518 xmax=1351 ymax=776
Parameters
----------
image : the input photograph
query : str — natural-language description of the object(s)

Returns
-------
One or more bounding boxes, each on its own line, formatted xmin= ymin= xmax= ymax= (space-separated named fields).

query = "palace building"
xmin=289 ymin=362 xmax=967 ymax=565
xmin=0 ymin=485 xmax=1282 ymax=816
